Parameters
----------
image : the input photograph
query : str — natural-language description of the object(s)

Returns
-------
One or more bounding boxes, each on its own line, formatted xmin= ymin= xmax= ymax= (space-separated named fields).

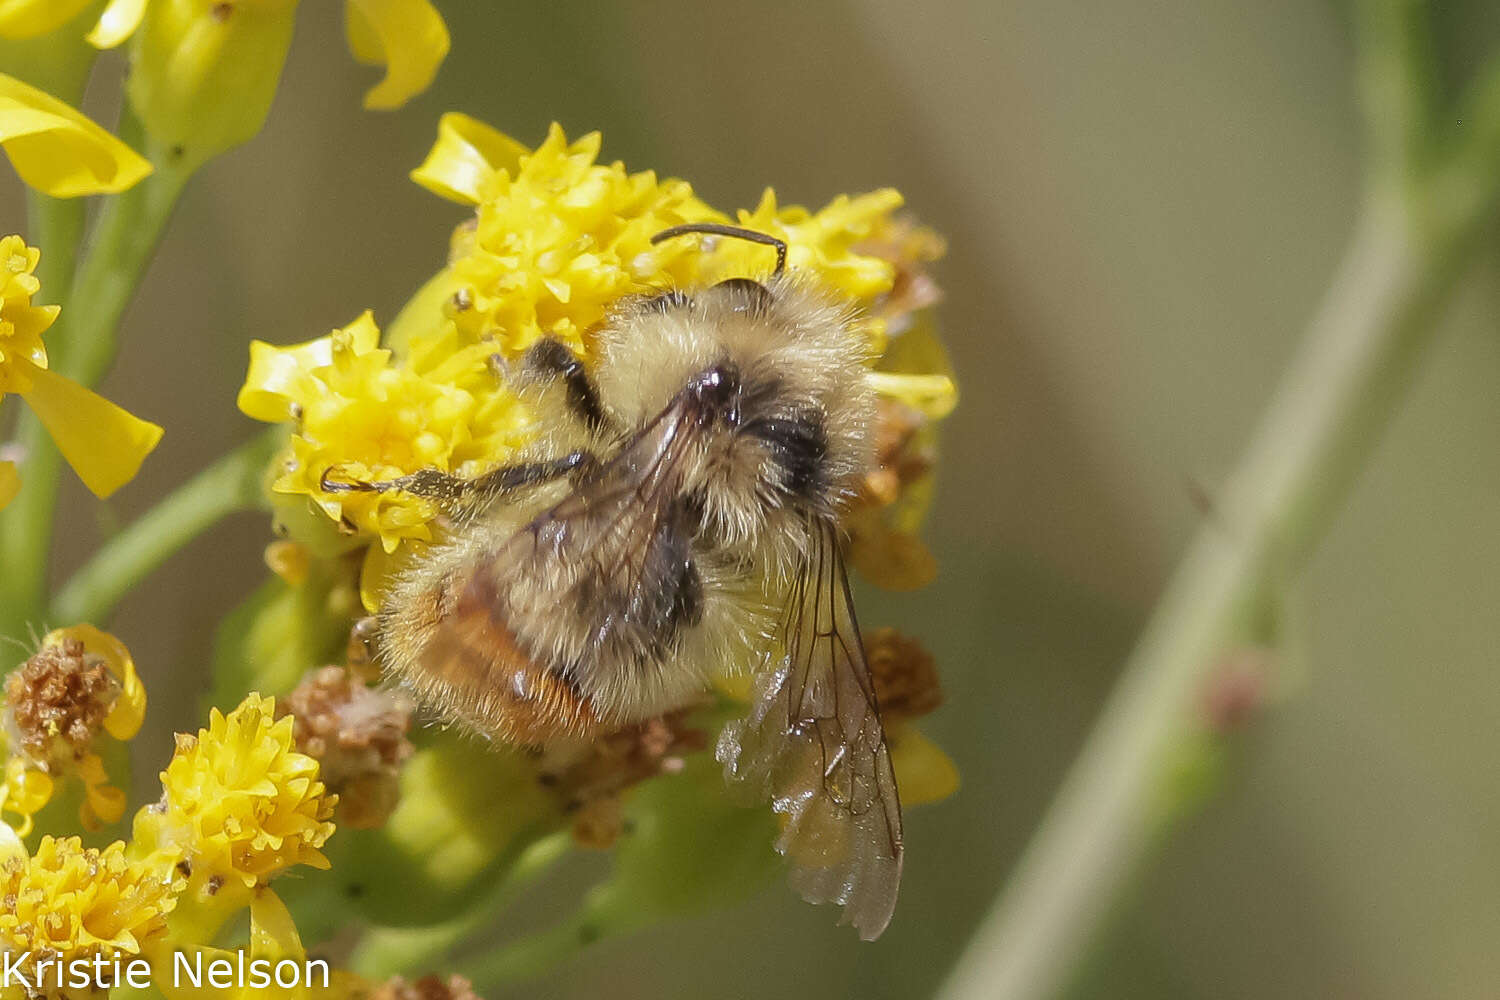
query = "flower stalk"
xmin=939 ymin=4 xmax=1500 ymax=997
xmin=0 ymin=110 xmax=191 ymax=641
xmin=51 ymin=430 xmax=280 ymax=626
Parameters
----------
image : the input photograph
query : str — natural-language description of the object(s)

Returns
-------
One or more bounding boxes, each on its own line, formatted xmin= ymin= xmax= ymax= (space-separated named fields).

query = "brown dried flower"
xmin=865 ymin=627 xmax=943 ymax=723
xmin=857 ymin=215 xmax=947 ymax=331
xmin=535 ymin=709 xmax=707 ymax=848
xmin=846 ymin=396 xmax=939 ymax=591
xmin=368 ymin=974 xmax=483 ymax=1000
xmin=278 ymin=665 xmax=414 ymax=829
xmin=4 ymin=637 xmax=120 ymax=768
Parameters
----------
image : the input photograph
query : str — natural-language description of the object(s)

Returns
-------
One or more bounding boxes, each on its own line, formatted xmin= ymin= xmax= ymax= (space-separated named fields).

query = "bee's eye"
xmin=689 ymin=363 xmax=740 ymax=419
xmin=712 ymin=277 xmax=774 ymax=314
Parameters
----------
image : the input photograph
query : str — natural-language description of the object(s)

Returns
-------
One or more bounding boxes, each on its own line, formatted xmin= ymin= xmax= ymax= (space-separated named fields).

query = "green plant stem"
xmin=935 ymin=80 xmax=1500 ymax=1000
xmin=27 ymin=192 xmax=86 ymax=307
xmin=939 ymin=195 xmax=1456 ymax=1000
xmin=0 ymin=113 xmax=193 ymax=640
xmin=52 ymin=115 xmax=193 ymax=386
xmin=50 ymin=431 xmax=279 ymax=626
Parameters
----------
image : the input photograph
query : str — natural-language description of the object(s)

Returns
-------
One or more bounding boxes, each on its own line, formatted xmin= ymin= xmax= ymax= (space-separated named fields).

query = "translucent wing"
xmin=388 ymin=386 xmax=711 ymax=743
xmin=717 ymin=518 xmax=904 ymax=939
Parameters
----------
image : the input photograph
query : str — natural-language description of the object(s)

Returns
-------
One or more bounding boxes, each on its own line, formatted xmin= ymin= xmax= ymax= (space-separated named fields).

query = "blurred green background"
xmin=6 ymin=2 xmax=1500 ymax=997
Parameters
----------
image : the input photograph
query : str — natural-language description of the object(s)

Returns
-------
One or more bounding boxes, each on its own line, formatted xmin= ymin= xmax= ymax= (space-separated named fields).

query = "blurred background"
xmin=5 ymin=2 xmax=1500 ymax=997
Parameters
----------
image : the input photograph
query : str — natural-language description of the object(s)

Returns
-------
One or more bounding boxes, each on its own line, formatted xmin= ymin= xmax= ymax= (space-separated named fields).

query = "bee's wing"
xmin=406 ymin=389 xmax=706 ymax=743
xmin=717 ymin=518 xmax=904 ymax=940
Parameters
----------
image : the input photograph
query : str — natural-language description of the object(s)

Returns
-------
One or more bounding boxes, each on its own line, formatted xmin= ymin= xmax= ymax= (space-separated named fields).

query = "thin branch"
xmin=49 ymin=431 xmax=279 ymax=626
xmin=938 ymin=9 xmax=1500 ymax=999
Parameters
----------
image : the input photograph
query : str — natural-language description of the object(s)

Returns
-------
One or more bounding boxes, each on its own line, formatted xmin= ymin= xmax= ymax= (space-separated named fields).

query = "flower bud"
xmin=119 ymin=0 xmax=299 ymax=170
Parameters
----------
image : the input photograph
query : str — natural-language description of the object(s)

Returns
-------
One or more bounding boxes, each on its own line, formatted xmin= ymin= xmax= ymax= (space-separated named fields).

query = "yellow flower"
xmin=89 ymin=0 xmax=447 ymax=167
xmin=237 ymin=309 xmax=534 ymax=600
xmin=0 ymin=73 xmax=151 ymax=196
xmin=133 ymin=693 xmax=336 ymax=890
xmin=0 ymin=624 xmax=147 ymax=834
xmin=0 ymin=836 xmax=181 ymax=996
xmin=1 ymin=236 xmax=163 ymax=497
xmin=150 ymin=887 xmax=315 ymax=1000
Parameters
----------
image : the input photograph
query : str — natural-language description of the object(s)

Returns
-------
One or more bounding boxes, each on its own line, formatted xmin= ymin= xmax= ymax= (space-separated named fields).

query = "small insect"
xmin=326 ymin=223 xmax=903 ymax=939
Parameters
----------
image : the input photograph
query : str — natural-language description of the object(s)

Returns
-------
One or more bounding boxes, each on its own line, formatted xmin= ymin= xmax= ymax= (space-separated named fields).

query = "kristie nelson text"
xmin=2 ymin=952 xmax=330 ymax=991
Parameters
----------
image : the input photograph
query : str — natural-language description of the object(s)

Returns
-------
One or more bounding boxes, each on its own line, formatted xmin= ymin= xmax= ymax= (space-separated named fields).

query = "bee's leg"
xmin=457 ymin=450 xmax=598 ymax=507
xmin=321 ymin=451 xmax=596 ymax=508
xmin=514 ymin=338 xmax=610 ymax=433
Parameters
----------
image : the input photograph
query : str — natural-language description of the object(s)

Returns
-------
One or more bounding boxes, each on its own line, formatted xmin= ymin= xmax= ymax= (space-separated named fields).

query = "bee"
xmin=325 ymin=223 xmax=904 ymax=939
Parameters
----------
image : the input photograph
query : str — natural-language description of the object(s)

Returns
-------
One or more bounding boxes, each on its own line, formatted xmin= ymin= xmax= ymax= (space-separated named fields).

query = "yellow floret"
xmin=134 ymin=694 xmax=336 ymax=889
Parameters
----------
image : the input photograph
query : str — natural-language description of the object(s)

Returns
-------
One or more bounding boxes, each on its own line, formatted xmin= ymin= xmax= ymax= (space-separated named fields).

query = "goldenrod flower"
xmin=0 ymin=836 xmax=180 ymax=995
xmin=411 ymin=117 xmax=937 ymax=361
xmin=0 ymin=73 xmax=151 ymax=196
xmin=1 ymin=236 xmax=163 ymax=497
xmin=1 ymin=624 xmax=147 ymax=833
xmin=133 ymin=693 xmax=336 ymax=890
xmin=237 ymin=309 xmax=534 ymax=601
xmin=89 ymin=0 xmax=448 ymax=168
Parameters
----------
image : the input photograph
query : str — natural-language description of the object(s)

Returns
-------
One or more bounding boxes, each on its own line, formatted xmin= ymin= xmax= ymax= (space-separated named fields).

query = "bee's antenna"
xmin=651 ymin=223 xmax=788 ymax=276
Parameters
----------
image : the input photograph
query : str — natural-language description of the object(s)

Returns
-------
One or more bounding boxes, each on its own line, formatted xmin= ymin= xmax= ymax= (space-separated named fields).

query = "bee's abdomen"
xmin=385 ymin=565 xmax=600 ymax=745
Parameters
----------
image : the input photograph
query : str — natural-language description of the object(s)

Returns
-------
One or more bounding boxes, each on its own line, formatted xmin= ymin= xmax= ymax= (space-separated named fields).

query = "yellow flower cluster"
xmin=412 ymin=117 xmax=915 ymax=360
xmin=0 ymin=624 xmax=147 ymax=835
xmin=0 ymin=236 xmax=162 ymax=502
xmin=0 ymin=837 xmax=180 ymax=989
xmin=0 ymin=648 xmax=341 ymax=997
xmin=241 ymin=118 xmax=957 ymax=600
xmin=238 ymin=309 xmax=535 ymax=598
xmin=134 ymin=693 xmax=337 ymax=890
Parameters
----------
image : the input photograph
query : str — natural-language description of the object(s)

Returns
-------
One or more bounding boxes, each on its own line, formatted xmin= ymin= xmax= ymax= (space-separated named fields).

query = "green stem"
xmin=0 ymin=112 xmax=193 ymax=640
xmin=53 ymin=113 xmax=193 ymax=385
xmin=50 ymin=431 xmax=279 ymax=626
xmin=0 ymin=193 xmax=89 ymax=640
xmin=27 ymin=192 xmax=86 ymax=308
xmin=938 ymin=14 xmax=1500 ymax=993
xmin=0 ymin=413 xmax=61 ymax=639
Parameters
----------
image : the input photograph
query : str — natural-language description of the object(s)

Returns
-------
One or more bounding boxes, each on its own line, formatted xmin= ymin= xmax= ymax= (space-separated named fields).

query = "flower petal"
xmin=17 ymin=359 xmax=162 ymax=497
xmin=237 ymin=311 xmax=381 ymax=421
xmin=410 ymin=111 xmax=528 ymax=205
xmin=344 ymin=0 xmax=449 ymax=110
xmin=0 ymin=72 xmax=151 ymax=196
xmin=248 ymin=887 xmax=305 ymax=961
xmin=85 ymin=0 xmax=145 ymax=48
xmin=0 ymin=459 xmax=18 ymax=510
xmin=867 ymin=371 xmax=957 ymax=419
xmin=889 ymin=725 xmax=959 ymax=806
xmin=0 ymin=0 xmax=97 ymax=40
